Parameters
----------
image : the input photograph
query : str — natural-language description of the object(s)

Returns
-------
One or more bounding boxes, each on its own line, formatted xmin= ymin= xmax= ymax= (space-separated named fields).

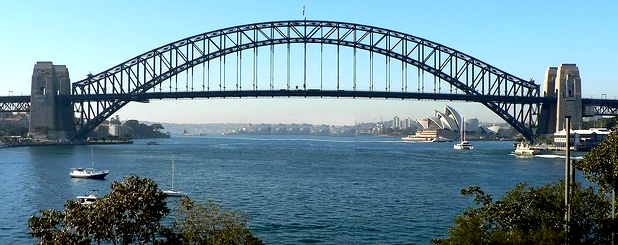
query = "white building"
xmin=417 ymin=105 xmax=477 ymax=132
xmin=554 ymin=128 xmax=611 ymax=151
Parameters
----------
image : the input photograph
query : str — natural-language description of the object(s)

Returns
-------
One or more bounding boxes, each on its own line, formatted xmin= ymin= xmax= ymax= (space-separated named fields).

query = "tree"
xmin=29 ymin=175 xmax=170 ymax=245
xmin=574 ymin=125 xmax=618 ymax=242
xmin=151 ymin=123 xmax=164 ymax=132
xmin=29 ymin=175 xmax=264 ymax=244
xmin=431 ymin=182 xmax=611 ymax=244
xmin=167 ymin=197 xmax=265 ymax=245
xmin=0 ymin=121 xmax=29 ymax=137
xmin=121 ymin=120 xmax=170 ymax=139
xmin=583 ymin=117 xmax=617 ymax=130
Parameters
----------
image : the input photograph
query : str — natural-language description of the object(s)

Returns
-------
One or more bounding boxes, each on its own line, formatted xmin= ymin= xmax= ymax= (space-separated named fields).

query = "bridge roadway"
xmin=0 ymin=95 xmax=30 ymax=112
xmin=66 ymin=90 xmax=556 ymax=103
xmin=2 ymin=91 xmax=618 ymax=111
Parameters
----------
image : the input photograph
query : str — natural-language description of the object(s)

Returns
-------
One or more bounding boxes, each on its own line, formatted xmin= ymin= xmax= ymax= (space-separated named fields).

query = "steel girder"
xmin=582 ymin=98 xmax=618 ymax=116
xmin=72 ymin=20 xmax=540 ymax=141
xmin=591 ymin=106 xmax=618 ymax=116
xmin=0 ymin=96 xmax=31 ymax=112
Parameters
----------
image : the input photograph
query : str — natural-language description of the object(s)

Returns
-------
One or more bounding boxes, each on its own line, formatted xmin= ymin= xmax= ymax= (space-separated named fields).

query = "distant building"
xmin=554 ymin=128 xmax=610 ymax=151
xmin=393 ymin=116 xmax=401 ymax=129
xmin=109 ymin=115 xmax=121 ymax=136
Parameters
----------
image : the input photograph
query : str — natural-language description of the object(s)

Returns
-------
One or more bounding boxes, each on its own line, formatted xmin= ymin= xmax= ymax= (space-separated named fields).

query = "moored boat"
xmin=76 ymin=190 xmax=99 ymax=205
xmin=162 ymin=158 xmax=184 ymax=197
xmin=70 ymin=167 xmax=110 ymax=179
xmin=70 ymin=148 xmax=109 ymax=179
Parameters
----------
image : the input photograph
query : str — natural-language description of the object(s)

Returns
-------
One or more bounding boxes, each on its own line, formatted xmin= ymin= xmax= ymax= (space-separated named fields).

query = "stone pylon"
xmin=555 ymin=64 xmax=583 ymax=132
xmin=537 ymin=67 xmax=558 ymax=135
xmin=537 ymin=64 xmax=583 ymax=135
xmin=29 ymin=61 xmax=75 ymax=140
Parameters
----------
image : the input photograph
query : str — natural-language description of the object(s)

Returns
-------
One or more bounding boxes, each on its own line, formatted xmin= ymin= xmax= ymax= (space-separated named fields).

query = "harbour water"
xmin=0 ymin=135 xmax=575 ymax=244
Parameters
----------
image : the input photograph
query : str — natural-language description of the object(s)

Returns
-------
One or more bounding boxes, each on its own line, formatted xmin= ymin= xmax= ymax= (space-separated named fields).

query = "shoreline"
xmin=2 ymin=140 xmax=133 ymax=148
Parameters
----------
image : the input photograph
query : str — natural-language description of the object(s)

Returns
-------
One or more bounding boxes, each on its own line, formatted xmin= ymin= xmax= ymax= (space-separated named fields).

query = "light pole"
xmin=565 ymin=116 xmax=571 ymax=244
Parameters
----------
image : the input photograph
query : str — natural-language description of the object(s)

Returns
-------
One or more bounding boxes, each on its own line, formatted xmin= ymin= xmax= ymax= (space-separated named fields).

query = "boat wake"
xmin=535 ymin=154 xmax=584 ymax=160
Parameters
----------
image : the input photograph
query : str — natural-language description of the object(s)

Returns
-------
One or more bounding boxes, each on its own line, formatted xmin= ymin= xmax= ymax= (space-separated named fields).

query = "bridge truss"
xmin=582 ymin=98 xmax=618 ymax=116
xmin=0 ymin=96 xmax=30 ymax=112
xmin=72 ymin=20 xmax=540 ymax=141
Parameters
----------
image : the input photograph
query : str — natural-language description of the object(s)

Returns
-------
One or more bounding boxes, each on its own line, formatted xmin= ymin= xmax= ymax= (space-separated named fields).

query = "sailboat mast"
xmin=460 ymin=115 xmax=464 ymax=143
xmin=171 ymin=159 xmax=175 ymax=190
xmin=461 ymin=115 xmax=466 ymax=141
xmin=91 ymin=148 xmax=94 ymax=170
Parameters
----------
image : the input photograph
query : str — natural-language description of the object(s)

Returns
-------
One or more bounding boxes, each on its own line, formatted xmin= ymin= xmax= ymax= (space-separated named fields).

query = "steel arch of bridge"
xmin=72 ymin=20 xmax=540 ymax=141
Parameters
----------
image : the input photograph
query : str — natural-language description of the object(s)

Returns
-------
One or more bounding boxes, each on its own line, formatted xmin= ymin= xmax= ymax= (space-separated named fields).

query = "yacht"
xmin=454 ymin=115 xmax=474 ymax=150
xmin=70 ymin=148 xmax=109 ymax=179
xmin=76 ymin=190 xmax=99 ymax=205
xmin=512 ymin=141 xmax=537 ymax=156
xmin=162 ymin=158 xmax=184 ymax=197
xmin=453 ymin=140 xmax=474 ymax=150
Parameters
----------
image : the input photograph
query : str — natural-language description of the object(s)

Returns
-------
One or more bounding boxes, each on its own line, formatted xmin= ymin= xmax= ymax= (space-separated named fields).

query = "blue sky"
xmin=1 ymin=1 xmax=616 ymax=125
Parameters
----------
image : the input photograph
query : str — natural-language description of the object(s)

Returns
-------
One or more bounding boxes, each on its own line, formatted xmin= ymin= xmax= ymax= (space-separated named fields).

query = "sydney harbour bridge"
xmin=1 ymin=20 xmax=617 ymax=142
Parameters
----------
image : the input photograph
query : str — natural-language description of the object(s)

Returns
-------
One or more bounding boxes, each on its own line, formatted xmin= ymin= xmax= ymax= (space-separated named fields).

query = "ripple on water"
xmin=0 ymin=138 xmax=569 ymax=244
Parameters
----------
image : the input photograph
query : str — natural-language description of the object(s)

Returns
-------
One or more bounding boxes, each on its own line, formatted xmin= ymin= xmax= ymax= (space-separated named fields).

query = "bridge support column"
xmin=537 ymin=67 xmax=558 ymax=135
xmin=537 ymin=64 xmax=583 ymax=135
xmin=29 ymin=62 xmax=75 ymax=140
xmin=555 ymin=64 xmax=583 ymax=132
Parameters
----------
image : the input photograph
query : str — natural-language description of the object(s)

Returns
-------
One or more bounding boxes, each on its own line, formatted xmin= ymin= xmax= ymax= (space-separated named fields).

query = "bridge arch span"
xmin=72 ymin=20 xmax=540 ymax=141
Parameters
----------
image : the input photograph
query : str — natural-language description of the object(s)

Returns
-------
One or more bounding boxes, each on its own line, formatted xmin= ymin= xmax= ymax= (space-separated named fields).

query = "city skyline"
xmin=1 ymin=1 xmax=616 ymax=125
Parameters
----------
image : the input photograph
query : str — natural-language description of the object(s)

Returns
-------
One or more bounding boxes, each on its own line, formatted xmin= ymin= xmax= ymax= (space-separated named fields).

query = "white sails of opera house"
xmin=417 ymin=105 xmax=480 ymax=133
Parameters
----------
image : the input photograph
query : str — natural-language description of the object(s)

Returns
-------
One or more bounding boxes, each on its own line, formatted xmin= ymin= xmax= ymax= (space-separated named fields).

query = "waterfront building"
xmin=553 ymin=128 xmax=610 ymax=151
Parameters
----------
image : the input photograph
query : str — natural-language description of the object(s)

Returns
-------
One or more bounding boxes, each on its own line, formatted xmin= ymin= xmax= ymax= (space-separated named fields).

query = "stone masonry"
xmin=29 ymin=61 xmax=75 ymax=140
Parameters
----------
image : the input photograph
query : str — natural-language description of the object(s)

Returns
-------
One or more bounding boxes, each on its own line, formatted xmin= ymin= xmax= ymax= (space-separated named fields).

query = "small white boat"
xmin=512 ymin=141 xmax=537 ymax=156
xmin=454 ymin=115 xmax=474 ymax=150
xmin=162 ymin=158 xmax=184 ymax=197
xmin=432 ymin=136 xmax=453 ymax=142
xmin=454 ymin=141 xmax=475 ymax=150
xmin=70 ymin=148 xmax=109 ymax=179
xmin=76 ymin=190 xmax=99 ymax=205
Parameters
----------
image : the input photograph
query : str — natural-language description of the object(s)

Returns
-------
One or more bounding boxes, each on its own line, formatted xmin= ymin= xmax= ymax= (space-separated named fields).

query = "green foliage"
xmin=29 ymin=175 xmax=170 ymax=244
xmin=0 ymin=121 xmax=29 ymax=137
xmin=574 ymin=125 xmax=618 ymax=194
xmin=122 ymin=120 xmax=170 ymax=139
xmin=166 ymin=197 xmax=264 ymax=245
xmin=29 ymin=175 xmax=263 ymax=245
xmin=432 ymin=182 xmax=612 ymax=245
xmin=533 ymin=135 xmax=553 ymax=145
xmin=583 ymin=117 xmax=617 ymax=130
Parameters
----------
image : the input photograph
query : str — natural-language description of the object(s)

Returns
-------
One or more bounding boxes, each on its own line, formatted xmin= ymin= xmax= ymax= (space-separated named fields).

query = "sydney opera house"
xmin=402 ymin=105 xmax=488 ymax=141
xmin=416 ymin=105 xmax=479 ymax=133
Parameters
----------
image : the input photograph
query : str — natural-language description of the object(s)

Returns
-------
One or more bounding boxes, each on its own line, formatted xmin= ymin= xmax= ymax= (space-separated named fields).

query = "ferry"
xmin=402 ymin=129 xmax=448 ymax=142
xmin=402 ymin=135 xmax=433 ymax=141
xmin=431 ymin=136 xmax=453 ymax=142
xmin=512 ymin=141 xmax=537 ymax=156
